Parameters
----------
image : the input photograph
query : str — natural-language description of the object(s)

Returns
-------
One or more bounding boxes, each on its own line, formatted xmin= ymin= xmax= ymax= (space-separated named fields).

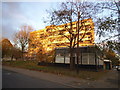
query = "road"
xmin=2 ymin=66 xmax=119 ymax=88
xmin=2 ymin=69 xmax=70 ymax=88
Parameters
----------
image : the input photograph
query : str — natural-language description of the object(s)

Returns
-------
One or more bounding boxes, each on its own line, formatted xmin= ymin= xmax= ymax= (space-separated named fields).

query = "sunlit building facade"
xmin=28 ymin=18 xmax=94 ymax=58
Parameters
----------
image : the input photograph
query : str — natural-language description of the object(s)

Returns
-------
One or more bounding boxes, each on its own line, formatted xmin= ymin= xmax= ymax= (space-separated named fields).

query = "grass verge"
xmin=2 ymin=60 xmax=109 ymax=80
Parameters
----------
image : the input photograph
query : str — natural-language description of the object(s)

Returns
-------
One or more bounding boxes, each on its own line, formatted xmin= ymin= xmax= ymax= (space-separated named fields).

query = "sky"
xmin=2 ymin=2 xmax=60 ymax=43
xmin=1 ymin=0 xmax=119 ymax=44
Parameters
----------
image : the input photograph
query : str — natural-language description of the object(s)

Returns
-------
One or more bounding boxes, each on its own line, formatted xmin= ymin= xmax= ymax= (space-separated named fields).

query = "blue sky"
xmin=2 ymin=2 xmax=60 ymax=42
xmin=1 ymin=0 xmax=118 ymax=44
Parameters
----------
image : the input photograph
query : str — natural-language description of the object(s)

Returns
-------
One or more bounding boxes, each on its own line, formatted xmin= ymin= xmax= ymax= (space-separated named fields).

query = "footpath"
xmin=2 ymin=66 xmax=119 ymax=88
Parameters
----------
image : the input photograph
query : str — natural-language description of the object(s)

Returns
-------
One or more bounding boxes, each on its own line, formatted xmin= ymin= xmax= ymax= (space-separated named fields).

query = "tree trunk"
xmin=95 ymin=52 xmax=98 ymax=71
xmin=76 ymin=12 xmax=80 ymax=74
xmin=11 ymin=55 xmax=13 ymax=61
xmin=64 ymin=49 xmax=65 ymax=64
xmin=70 ymin=47 xmax=75 ymax=70
xmin=22 ymin=45 xmax=24 ymax=60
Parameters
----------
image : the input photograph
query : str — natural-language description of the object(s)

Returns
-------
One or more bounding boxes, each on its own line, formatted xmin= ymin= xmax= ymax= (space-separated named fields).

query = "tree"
xmin=96 ymin=17 xmax=118 ymax=38
xmin=104 ymin=49 xmax=119 ymax=66
xmin=36 ymin=43 xmax=46 ymax=61
xmin=106 ymin=40 xmax=120 ymax=56
xmin=46 ymin=1 xmax=99 ymax=69
xmin=100 ymin=0 xmax=119 ymax=29
xmin=95 ymin=0 xmax=120 ymax=55
xmin=1 ymin=38 xmax=13 ymax=59
xmin=95 ymin=1 xmax=119 ymax=40
xmin=14 ymin=25 xmax=33 ymax=59
xmin=12 ymin=45 xmax=23 ymax=60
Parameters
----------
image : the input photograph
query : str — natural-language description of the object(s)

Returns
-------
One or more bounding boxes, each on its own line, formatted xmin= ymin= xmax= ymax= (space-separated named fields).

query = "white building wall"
xmin=99 ymin=59 xmax=104 ymax=65
xmin=89 ymin=53 xmax=95 ymax=65
xmin=82 ymin=53 xmax=89 ymax=64
xmin=55 ymin=56 xmax=64 ymax=63
xmin=55 ymin=53 xmax=103 ymax=65
xmin=65 ymin=55 xmax=70 ymax=63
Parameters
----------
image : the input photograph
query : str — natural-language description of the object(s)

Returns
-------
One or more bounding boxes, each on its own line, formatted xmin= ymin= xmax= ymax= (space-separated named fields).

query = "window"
xmin=56 ymin=43 xmax=60 ymax=46
xmin=31 ymin=44 xmax=36 ymax=48
xmin=58 ymin=32 xmax=63 ymax=35
xmin=86 ymin=32 xmax=91 ymax=35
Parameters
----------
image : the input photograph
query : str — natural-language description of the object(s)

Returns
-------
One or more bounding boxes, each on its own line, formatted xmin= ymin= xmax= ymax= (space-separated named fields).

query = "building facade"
xmin=55 ymin=46 xmax=103 ymax=67
xmin=28 ymin=18 xmax=95 ymax=60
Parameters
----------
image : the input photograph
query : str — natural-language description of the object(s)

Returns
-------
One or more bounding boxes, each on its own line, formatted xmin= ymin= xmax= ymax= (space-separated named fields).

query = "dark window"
xmin=31 ymin=44 xmax=36 ymax=48
xmin=86 ymin=32 xmax=91 ymax=35
xmin=58 ymin=32 xmax=63 ymax=35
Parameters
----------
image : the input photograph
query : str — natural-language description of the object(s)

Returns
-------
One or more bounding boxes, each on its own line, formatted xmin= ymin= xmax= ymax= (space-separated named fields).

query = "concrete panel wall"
xmin=65 ymin=56 xmax=70 ymax=63
xmin=81 ymin=53 xmax=95 ymax=65
xmin=55 ymin=52 xmax=103 ymax=65
xmin=82 ymin=53 xmax=89 ymax=64
xmin=99 ymin=59 xmax=103 ymax=65
xmin=89 ymin=53 xmax=95 ymax=65
xmin=55 ymin=56 xmax=64 ymax=63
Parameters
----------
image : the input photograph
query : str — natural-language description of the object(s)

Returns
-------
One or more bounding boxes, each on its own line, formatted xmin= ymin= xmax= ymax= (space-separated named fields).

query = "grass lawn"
xmin=2 ymin=60 xmax=109 ymax=80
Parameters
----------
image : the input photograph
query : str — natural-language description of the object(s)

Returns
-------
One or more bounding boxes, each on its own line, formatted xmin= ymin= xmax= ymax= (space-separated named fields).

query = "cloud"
xmin=2 ymin=2 xmax=33 ymax=42
xmin=1 ymin=2 xmax=58 ymax=43
xmin=2 ymin=3 xmax=20 ymax=39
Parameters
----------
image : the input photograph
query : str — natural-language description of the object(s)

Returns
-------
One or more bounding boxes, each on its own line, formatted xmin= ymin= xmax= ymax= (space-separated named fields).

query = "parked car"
xmin=116 ymin=66 xmax=120 ymax=71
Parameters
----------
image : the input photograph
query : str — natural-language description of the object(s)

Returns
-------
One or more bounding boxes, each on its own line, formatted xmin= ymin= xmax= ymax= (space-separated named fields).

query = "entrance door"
xmin=105 ymin=62 xmax=110 ymax=70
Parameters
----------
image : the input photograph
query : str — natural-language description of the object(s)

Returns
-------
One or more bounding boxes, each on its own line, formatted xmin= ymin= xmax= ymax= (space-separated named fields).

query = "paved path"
xmin=2 ymin=69 xmax=70 ymax=88
xmin=2 ymin=66 xmax=119 ymax=88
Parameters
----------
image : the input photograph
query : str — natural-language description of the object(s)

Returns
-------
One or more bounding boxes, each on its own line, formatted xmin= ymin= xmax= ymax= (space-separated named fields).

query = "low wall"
xmin=38 ymin=62 xmax=103 ymax=70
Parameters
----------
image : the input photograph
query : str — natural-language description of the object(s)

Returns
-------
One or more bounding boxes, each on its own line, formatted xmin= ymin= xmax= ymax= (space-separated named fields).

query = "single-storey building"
xmin=54 ymin=46 xmax=106 ymax=70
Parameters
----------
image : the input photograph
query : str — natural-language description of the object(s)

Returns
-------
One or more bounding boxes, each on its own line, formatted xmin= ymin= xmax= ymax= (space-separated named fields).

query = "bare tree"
xmin=95 ymin=0 xmax=120 ymax=55
xmin=46 ymin=1 xmax=98 ymax=69
xmin=14 ymin=25 xmax=33 ymax=59
xmin=96 ymin=0 xmax=119 ymax=39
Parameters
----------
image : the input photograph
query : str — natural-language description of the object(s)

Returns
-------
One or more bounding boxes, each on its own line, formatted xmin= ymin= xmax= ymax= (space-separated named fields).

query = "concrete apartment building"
xmin=28 ymin=18 xmax=94 ymax=56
